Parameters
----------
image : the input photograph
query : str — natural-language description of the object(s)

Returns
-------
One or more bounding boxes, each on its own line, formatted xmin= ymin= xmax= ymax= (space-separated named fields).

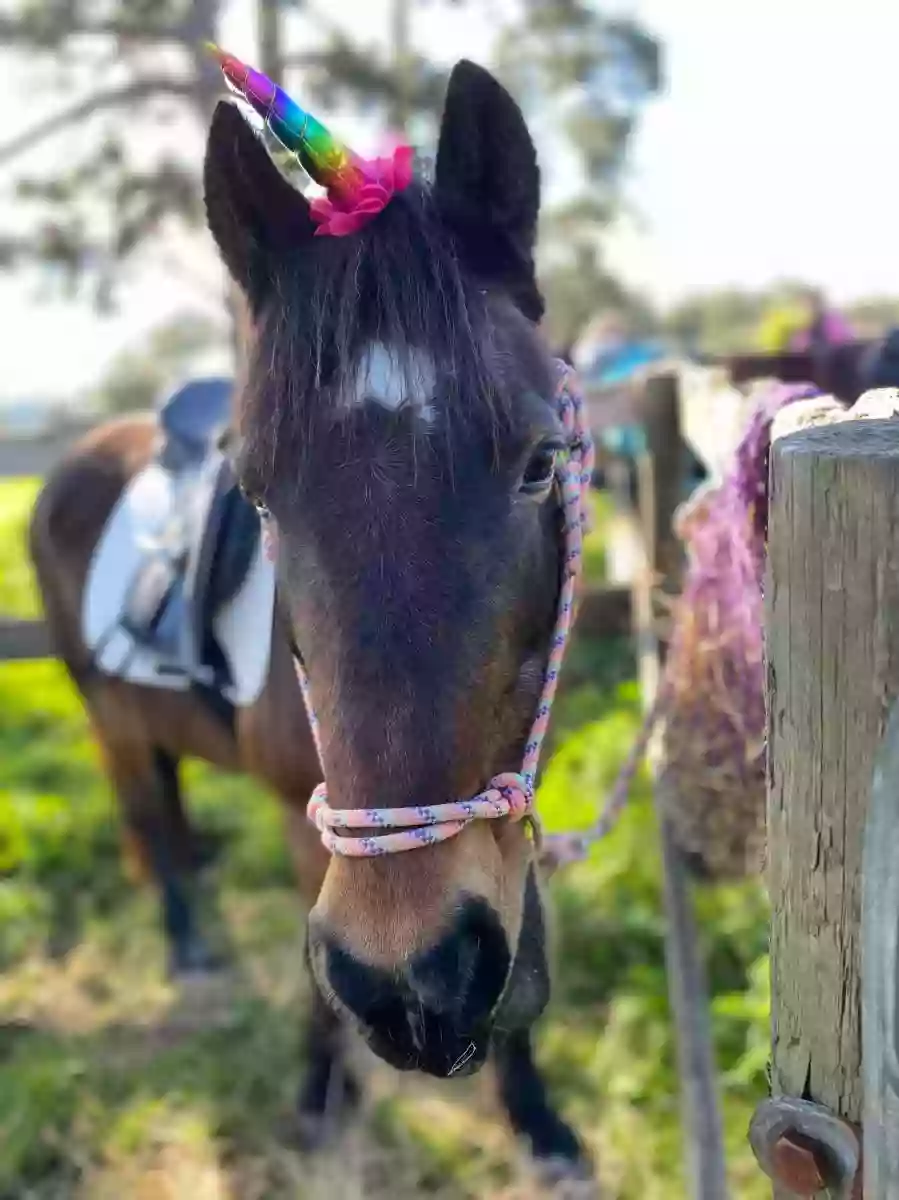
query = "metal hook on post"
xmin=749 ymin=1096 xmax=861 ymax=1198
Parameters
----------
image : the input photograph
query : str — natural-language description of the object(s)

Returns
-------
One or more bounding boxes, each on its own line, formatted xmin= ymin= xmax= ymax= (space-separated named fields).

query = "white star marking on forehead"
xmin=346 ymin=342 xmax=437 ymax=423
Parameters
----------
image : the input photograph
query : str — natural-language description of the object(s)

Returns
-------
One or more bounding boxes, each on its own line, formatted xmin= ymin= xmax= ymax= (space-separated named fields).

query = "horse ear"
xmin=434 ymin=60 xmax=543 ymax=320
xmin=204 ymin=100 xmax=315 ymax=308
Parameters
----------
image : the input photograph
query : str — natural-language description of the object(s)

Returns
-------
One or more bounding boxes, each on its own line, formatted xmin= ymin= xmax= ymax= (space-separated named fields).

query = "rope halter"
xmin=269 ymin=360 xmax=594 ymax=857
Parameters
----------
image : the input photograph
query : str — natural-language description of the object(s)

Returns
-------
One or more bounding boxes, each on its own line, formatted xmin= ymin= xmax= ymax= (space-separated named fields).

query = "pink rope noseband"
xmin=267 ymin=361 xmax=595 ymax=858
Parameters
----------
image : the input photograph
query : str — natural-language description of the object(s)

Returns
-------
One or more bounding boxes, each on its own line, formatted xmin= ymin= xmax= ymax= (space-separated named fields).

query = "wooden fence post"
xmin=765 ymin=419 xmax=899 ymax=1195
xmin=633 ymin=368 xmax=729 ymax=1199
xmin=636 ymin=370 xmax=686 ymax=599
xmin=634 ymin=369 xmax=686 ymax=703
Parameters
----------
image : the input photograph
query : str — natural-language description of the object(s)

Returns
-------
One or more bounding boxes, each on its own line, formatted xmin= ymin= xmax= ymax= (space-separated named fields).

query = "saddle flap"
xmin=181 ymin=454 xmax=262 ymax=686
xmin=119 ymin=550 xmax=184 ymax=654
xmin=82 ymin=451 xmax=275 ymax=705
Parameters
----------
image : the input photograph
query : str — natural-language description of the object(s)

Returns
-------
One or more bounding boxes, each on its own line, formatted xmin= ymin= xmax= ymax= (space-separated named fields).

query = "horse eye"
xmin=519 ymin=440 xmax=564 ymax=496
xmin=238 ymin=482 xmax=271 ymax=519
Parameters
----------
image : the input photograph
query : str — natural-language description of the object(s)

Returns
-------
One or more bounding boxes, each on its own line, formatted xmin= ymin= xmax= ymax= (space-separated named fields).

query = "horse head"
xmin=204 ymin=58 xmax=578 ymax=1079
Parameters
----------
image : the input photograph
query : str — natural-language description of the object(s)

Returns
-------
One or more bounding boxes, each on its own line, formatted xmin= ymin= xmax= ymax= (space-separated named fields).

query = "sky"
xmin=2 ymin=0 xmax=899 ymax=399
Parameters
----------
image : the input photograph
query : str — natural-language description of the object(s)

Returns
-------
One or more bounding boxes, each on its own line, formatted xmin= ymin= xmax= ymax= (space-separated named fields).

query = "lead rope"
xmin=263 ymin=361 xmax=637 ymax=865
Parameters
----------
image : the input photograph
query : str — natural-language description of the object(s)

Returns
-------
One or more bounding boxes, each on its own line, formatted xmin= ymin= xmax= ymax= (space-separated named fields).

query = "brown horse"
xmin=29 ymin=60 xmax=593 ymax=1182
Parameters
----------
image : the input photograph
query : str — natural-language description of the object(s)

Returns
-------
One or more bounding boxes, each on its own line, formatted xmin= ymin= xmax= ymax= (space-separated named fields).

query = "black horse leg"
xmin=115 ymin=747 xmax=219 ymax=976
xmin=296 ymin=982 xmax=360 ymax=1147
xmin=493 ymin=1028 xmax=591 ymax=1179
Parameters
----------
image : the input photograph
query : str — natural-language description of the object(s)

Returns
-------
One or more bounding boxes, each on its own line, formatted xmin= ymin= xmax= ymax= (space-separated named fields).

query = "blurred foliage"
xmin=1 ymin=0 xmax=661 ymax=341
xmin=538 ymin=204 xmax=660 ymax=353
xmin=663 ymin=281 xmax=899 ymax=357
xmin=844 ymin=294 xmax=899 ymax=338
xmin=494 ymin=3 xmax=663 ymax=351
xmin=0 ymin=476 xmax=42 ymax=619
xmin=0 ymin=478 xmax=770 ymax=1197
xmin=89 ymin=312 xmax=226 ymax=413
xmin=754 ymin=298 xmax=812 ymax=354
xmin=0 ymin=0 xmax=257 ymax=308
xmin=665 ymin=289 xmax=768 ymax=358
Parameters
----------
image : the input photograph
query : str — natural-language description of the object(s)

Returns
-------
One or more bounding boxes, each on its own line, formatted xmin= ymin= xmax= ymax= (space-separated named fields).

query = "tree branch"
xmin=0 ymin=78 xmax=196 ymax=169
xmin=0 ymin=14 xmax=188 ymax=47
xmin=298 ymin=2 xmax=346 ymax=41
xmin=283 ymin=43 xmax=446 ymax=119
xmin=281 ymin=51 xmax=328 ymax=71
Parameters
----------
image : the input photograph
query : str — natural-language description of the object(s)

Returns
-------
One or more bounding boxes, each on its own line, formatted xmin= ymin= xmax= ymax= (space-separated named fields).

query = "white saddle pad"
xmin=81 ymin=460 xmax=275 ymax=707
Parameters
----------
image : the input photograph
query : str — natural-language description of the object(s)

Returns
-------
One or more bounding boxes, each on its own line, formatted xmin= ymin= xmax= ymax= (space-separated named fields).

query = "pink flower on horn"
xmin=309 ymin=144 xmax=415 ymax=238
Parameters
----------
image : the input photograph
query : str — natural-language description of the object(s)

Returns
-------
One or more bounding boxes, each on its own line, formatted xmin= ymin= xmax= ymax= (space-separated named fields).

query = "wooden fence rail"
xmin=0 ymin=417 xmax=96 ymax=479
xmin=0 ymin=618 xmax=52 ymax=661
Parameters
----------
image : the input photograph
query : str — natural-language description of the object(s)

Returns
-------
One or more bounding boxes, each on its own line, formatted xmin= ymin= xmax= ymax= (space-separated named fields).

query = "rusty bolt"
xmin=770 ymin=1131 xmax=828 ymax=1195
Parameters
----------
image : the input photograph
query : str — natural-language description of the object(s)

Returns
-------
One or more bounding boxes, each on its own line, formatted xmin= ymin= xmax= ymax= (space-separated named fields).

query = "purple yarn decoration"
xmin=732 ymin=382 xmax=821 ymax=548
xmin=603 ymin=378 xmax=823 ymax=877
xmin=664 ymin=382 xmax=820 ymax=827
xmin=673 ymin=382 xmax=820 ymax=683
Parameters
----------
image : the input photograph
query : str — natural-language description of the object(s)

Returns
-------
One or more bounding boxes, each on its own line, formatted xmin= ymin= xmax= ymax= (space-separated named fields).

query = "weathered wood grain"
xmin=767 ymin=419 xmax=899 ymax=1177
xmin=862 ymin=696 xmax=899 ymax=1195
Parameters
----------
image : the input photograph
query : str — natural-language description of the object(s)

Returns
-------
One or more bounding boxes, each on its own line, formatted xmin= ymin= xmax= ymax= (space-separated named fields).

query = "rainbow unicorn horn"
xmin=205 ymin=43 xmax=366 ymax=205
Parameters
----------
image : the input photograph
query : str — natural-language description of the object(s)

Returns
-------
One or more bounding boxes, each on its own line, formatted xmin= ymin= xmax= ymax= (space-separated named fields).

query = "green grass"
xmin=0 ymin=478 xmax=41 ymax=618
xmin=0 ymin=478 xmax=771 ymax=1198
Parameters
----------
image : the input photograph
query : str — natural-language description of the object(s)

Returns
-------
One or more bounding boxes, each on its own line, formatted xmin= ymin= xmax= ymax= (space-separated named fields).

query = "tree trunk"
xmin=258 ymin=0 xmax=284 ymax=84
xmin=389 ymin=0 xmax=413 ymax=135
xmin=183 ymin=0 xmax=247 ymax=374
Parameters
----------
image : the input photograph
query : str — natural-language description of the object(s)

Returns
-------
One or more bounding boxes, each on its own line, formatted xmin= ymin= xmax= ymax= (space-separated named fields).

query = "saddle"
xmin=100 ymin=376 xmax=263 ymax=696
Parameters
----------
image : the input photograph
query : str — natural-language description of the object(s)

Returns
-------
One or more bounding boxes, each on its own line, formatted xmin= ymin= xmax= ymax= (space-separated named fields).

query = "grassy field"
xmin=0 ymin=477 xmax=771 ymax=1199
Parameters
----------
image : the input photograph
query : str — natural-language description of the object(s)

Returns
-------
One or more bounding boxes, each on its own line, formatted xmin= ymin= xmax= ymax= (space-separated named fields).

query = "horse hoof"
xmin=534 ymin=1154 xmax=599 ymax=1197
xmin=293 ymin=1109 xmax=337 ymax=1152
xmin=168 ymin=940 xmax=227 ymax=980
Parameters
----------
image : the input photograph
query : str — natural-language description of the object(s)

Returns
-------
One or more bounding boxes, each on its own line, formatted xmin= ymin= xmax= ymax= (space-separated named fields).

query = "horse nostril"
xmin=407 ymin=896 xmax=511 ymax=1027
xmin=312 ymin=898 xmax=511 ymax=1079
xmin=394 ymin=1001 xmax=488 ymax=1078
